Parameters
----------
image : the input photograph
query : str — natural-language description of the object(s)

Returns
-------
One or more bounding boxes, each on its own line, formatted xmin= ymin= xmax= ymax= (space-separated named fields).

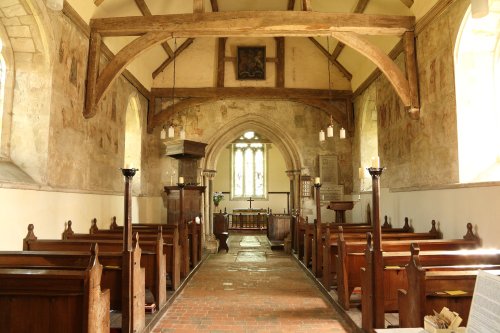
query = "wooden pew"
xmin=360 ymin=234 xmax=499 ymax=329
xmin=319 ymin=219 xmax=440 ymax=285
xmin=305 ymin=216 xmax=415 ymax=276
xmin=334 ymin=223 xmax=477 ymax=310
xmin=24 ymin=225 xmax=148 ymax=332
xmin=0 ymin=243 xmax=110 ymax=333
xmin=60 ymin=223 xmax=167 ymax=309
xmin=397 ymin=244 xmax=500 ymax=328
xmin=104 ymin=218 xmax=182 ymax=289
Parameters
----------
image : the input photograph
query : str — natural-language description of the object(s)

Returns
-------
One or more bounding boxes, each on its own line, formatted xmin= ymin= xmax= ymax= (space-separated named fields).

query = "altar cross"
xmin=247 ymin=197 xmax=254 ymax=209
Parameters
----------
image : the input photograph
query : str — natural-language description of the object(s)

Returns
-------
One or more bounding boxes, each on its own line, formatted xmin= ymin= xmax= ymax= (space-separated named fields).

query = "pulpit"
xmin=163 ymin=185 xmax=206 ymax=224
xmin=327 ymin=200 xmax=355 ymax=224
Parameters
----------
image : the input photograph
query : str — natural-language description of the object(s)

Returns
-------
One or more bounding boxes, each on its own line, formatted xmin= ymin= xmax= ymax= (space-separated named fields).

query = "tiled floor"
xmin=152 ymin=233 xmax=354 ymax=333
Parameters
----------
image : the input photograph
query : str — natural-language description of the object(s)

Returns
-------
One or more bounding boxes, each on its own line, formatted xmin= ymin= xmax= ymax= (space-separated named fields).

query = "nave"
xmin=152 ymin=233 xmax=353 ymax=333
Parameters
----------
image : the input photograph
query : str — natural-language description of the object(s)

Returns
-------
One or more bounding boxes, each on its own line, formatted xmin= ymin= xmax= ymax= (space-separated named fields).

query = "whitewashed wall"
xmin=350 ymin=185 xmax=500 ymax=248
xmin=0 ymin=187 xmax=162 ymax=250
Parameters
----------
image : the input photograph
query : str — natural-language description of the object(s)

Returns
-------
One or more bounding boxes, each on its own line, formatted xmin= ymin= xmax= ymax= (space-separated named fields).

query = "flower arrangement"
xmin=213 ymin=192 xmax=224 ymax=206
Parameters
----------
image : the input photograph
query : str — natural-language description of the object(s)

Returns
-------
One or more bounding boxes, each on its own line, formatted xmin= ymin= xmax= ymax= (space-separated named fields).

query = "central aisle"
xmin=153 ymin=234 xmax=354 ymax=333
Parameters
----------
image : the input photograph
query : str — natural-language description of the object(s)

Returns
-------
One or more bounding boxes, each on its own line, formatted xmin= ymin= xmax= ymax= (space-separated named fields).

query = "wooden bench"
xmin=397 ymin=244 xmax=500 ymax=328
xmin=99 ymin=218 xmax=183 ymax=289
xmin=360 ymin=239 xmax=500 ymax=330
xmin=319 ymin=220 xmax=441 ymax=287
xmin=333 ymin=223 xmax=477 ymax=310
xmin=0 ymin=243 xmax=110 ymax=333
xmin=24 ymin=225 xmax=149 ymax=331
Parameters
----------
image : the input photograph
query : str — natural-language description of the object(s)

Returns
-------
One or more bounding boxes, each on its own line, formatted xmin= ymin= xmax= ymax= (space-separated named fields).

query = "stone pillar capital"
xmin=203 ymin=169 xmax=217 ymax=179
xmin=285 ymin=169 xmax=301 ymax=180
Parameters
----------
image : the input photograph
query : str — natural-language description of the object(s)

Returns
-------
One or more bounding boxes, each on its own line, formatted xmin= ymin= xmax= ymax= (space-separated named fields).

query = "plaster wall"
xmin=0 ymin=186 xmax=163 ymax=251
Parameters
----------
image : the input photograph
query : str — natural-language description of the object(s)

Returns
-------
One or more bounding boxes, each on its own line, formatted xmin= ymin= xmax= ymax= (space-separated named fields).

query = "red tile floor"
xmin=152 ymin=234 xmax=354 ymax=333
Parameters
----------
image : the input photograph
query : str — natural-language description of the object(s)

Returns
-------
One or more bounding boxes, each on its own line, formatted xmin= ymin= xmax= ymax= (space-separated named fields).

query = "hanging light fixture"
xmin=319 ymin=37 xmax=347 ymax=142
xmin=168 ymin=38 xmax=178 ymax=139
xmin=327 ymin=114 xmax=334 ymax=138
xmin=471 ymin=0 xmax=489 ymax=18
xmin=46 ymin=0 xmax=64 ymax=11
xmin=160 ymin=126 xmax=167 ymax=140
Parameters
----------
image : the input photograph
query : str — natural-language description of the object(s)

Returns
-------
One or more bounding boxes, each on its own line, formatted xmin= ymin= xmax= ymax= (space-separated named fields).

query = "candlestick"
xmin=371 ymin=156 xmax=380 ymax=168
xmin=314 ymin=177 xmax=321 ymax=185
xmin=178 ymin=176 xmax=184 ymax=184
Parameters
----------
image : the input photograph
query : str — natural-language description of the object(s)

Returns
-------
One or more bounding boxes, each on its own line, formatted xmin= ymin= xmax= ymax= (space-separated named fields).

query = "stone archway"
xmin=200 ymin=113 xmax=303 ymax=241
xmin=203 ymin=113 xmax=302 ymax=172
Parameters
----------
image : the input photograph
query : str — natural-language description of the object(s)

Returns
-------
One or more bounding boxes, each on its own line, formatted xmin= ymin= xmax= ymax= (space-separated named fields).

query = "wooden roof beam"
xmin=399 ymin=0 xmax=414 ymax=8
xmin=150 ymin=87 xmax=352 ymax=100
xmin=94 ymin=0 xmax=105 ymax=6
xmin=90 ymin=12 xmax=415 ymax=37
xmin=152 ymin=38 xmax=195 ymax=79
xmin=308 ymin=37 xmax=352 ymax=80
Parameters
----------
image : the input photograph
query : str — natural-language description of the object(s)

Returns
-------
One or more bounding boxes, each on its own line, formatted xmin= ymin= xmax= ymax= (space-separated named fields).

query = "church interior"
xmin=0 ymin=0 xmax=499 ymax=332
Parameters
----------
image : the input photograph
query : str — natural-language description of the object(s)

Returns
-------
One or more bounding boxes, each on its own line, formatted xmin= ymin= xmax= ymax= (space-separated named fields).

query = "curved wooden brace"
xmin=152 ymin=97 xmax=216 ymax=128
xmin=331 ymin=31 xmax=420 ymax=117
xmin=84 ymin=31 xmax=171 ymax=119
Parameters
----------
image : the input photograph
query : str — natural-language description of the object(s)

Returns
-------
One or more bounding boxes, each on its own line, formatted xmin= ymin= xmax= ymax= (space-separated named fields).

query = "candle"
xmin=179 ymin=128 xmax=186 ymax=140
xmin=178 ymin=176 xmax=184 ymax=184
xmin=168 ymin=125 xmax=175 ymax=138
xmin=314 ymin=177 xmax=321 ymax=185
xmin=160 ymin=128 xmax=166 ymax=140
xmin=371 ymin=156 xmax=380 ymax=168
xmin=125 ymin=163 xmax=132 ymax=169
xmin=327 ymin=125 xmax=334 ymax=138
xmin=358 ymin=167 xmax=364 ymax=180
xmin=319 ymin=130 xmax=325 ymax=142
xmin=340 ymin=127 xmax=346 ymax=139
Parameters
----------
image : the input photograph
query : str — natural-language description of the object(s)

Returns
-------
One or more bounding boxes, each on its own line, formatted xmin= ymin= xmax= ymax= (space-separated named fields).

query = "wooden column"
xmin=121 ymin=167 xmax=137 ymax=333
xmin=368 ymin=167 xmax=385 ymax=328
xmin=313 ymin=182 xmax=322 ymax=276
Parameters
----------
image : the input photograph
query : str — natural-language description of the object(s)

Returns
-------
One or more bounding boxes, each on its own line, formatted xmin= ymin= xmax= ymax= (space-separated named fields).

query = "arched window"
xmin=455 ymin=3 xmax=500 ymax=182
xmin=124 ymin=96 xmax=142 ymax=193
xmin=232 ymin=131 xmax=267 ymax=199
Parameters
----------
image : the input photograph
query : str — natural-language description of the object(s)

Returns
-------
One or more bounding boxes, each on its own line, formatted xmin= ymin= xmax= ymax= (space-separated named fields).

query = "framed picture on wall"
xmin=237 ymin=46 xmax=266 ymax=80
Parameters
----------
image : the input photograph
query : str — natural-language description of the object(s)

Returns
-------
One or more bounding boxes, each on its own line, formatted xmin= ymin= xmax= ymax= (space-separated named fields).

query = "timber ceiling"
xmin=68 ymin=0 xmax=437 ymax=92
